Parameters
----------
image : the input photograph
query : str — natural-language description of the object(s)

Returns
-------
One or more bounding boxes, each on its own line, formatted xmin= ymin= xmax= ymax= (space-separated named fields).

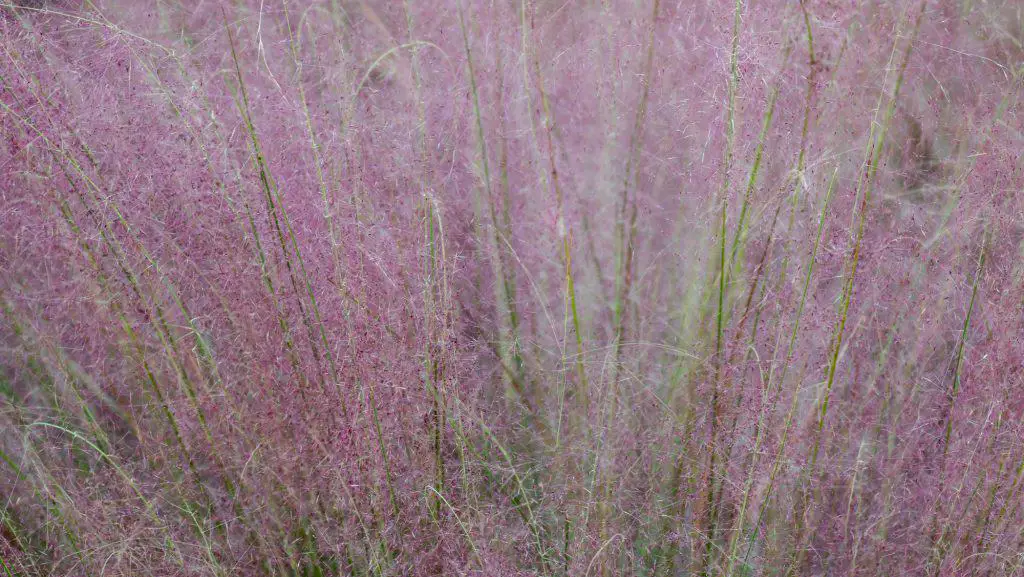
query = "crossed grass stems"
xmin=1 ymin=0 xmax=1021 ymax=576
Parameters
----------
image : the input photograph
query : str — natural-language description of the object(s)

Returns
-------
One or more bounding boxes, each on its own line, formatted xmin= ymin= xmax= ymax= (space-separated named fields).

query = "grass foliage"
xmin=1 ymin=0 xmax=1023 ymax=575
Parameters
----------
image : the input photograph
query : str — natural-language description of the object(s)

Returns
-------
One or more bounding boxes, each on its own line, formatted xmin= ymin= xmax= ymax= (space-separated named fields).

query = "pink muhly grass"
xmin=1 ymin=1 xmax=1022 ymax=576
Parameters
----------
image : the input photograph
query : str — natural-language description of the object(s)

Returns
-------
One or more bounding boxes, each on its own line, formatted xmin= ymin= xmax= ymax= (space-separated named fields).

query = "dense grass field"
xmin=1 ymin=0 xmax=1022 ymax=575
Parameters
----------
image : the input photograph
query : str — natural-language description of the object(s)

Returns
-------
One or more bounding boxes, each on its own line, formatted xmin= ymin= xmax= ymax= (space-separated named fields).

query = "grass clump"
xmin=1 ymin=1 xmax=1022 ymax=575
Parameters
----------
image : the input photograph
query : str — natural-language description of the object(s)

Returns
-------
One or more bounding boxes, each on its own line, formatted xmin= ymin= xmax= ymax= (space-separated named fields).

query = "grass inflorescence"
xmin=1 ymin=1 xmax=1022 ymax=575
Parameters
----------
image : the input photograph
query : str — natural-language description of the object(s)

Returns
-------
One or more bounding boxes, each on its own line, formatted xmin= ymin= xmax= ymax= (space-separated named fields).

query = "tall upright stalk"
xmin=701 ymin=1 xmax=743 ymax=572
